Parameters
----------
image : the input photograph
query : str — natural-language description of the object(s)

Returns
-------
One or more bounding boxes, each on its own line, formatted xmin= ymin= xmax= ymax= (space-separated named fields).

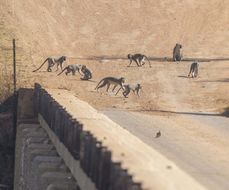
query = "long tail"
xmin=188 ymin=65 xmax=193 ymax=77
xmin=144 ymin=56 xmax=151 ymax=67
xmin=115 ymin=87 xmax=122 ymax=96
xmin=57 ymin=67 xmax=67 ymax=76
xmin=94 ymin=78 xmax=104 ymax=90
xmin=33 ymin=58 xmax=48 ymax=72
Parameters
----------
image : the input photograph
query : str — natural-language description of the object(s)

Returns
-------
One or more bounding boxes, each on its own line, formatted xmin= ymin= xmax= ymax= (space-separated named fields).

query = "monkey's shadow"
xmin=127 ymin=65 xmax=152 ymax=68
xmin=81 ymin=79 xmax=97 ymax=83
xmin=127 ymin=65 xmax=142 ymax=68
xmin=89 ymin=91 xmax=125 ymax=98
xmin=177 ymin=75 xmax=189 ymax=78
xmin=112 ymin=96 xmax=125 ymax=99
xmin=65 ymin=78 xmax=97 ymax=83
xmin=32 ymin=70 xmax=51 ymax=73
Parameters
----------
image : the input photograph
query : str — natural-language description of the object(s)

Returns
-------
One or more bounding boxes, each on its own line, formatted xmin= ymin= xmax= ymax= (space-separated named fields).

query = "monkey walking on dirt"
xmin=115 ymin=83 xmax=142 ymax=98
xmin=127 ymin=54 xmax=151 ymax=67
xmin=57 ymin=64 xmax=84 ymax=76
xmin=33 ymin=56 xmax=66 ymax=72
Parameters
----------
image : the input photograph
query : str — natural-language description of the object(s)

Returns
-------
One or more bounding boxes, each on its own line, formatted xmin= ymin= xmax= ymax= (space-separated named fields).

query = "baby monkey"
xmin=115 ymin=83 xmax=142 ymax=98
xmin=80 ymin=65 xmax=92 ymax=80
xmin=57 ymin=64 xmax=84 ymax=76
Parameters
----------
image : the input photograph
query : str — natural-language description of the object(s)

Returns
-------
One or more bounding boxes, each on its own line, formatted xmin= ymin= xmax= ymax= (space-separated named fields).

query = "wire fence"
xmin=0 ymin=42 xmax=14 ymax=105
xmin=0 ymin=28 xmax=19 ymax=189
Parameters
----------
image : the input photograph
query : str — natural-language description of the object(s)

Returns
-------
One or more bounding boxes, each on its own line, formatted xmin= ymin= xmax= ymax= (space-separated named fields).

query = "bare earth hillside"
xmin=1 ymin=0 xmax=229 ymax=57
xmin=0 ymin=0 xmax=229 ymax=112
xmin=0 ymin=0 xmax=229 ymax=189
xmin=1 ymin=0 xmax=228 ymax=112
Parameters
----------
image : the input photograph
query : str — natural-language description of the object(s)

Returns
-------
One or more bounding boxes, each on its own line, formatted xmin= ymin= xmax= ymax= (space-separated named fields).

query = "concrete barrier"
xmin=14 ymin=87 xmax=79 ymax=190
xmin=34 ymin=83 xmax=207 ymax=190
xmin=35 ymin=83 xmax=142 ymax=190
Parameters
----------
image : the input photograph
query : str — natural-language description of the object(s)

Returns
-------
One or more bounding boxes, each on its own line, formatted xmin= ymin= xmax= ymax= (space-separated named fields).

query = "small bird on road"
xmin=155 ymin=130 xmax=161 ymax=138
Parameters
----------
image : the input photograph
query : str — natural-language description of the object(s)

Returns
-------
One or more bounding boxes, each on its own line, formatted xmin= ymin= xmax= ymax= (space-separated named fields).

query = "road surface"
xmin=103 ymin=109 xmax=229 ymax=190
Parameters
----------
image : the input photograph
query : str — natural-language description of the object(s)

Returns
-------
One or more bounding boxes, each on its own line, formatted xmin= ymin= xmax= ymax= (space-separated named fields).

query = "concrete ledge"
xmin=14 ymin=122 xmax=79 ymax=190
xmin=39 ymin=114 xmax=97 ymax=190
xmin=44 ymin=89 xmax=206 ymax=190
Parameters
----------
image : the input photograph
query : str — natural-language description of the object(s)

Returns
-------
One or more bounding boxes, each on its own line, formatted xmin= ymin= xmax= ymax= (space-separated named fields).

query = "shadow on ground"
xmin=0 ymin=94 xmax=16 ymax=190
xmin=197 ymin=78 xmax=229 ymax=83
xmin=69 ymin=55 xmax=229 ymax=63
xmin=131 ymin=108 xmax=226 ymax=117
xmin=178 ymin=75 xmax=189 ymax=78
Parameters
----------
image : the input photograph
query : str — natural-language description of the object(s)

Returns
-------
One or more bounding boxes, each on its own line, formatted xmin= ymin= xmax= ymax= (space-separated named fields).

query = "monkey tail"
xmin=94 ymin=78 xmax=104 ymax=90
xmin=115 ymin=87 xmax=122 ymax=96
xmin=32 ymin=58 xmax=48 ymax=72
xmin=57 ymin=67 xmax=67 ymax=76
xmin=188 ymin=65 xmax=193 ymax=77
xmin=144 ymin=56 xmax=151 ymax=67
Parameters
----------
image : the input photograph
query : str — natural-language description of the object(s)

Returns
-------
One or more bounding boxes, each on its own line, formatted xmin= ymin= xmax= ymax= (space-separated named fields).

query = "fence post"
xmin=13 ymin=39 xmax=16 ymax=93
xmin=12 ymin=39 xmax=17 ymax=129
xmin=12 ymin=39 xmax=17 ymax=190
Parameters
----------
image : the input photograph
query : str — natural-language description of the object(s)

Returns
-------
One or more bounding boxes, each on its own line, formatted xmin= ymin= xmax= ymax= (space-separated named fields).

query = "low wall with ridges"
xmin=34 ymin=83 xmax=207 ymax=190
xmin=14 ymin=88 xmax=79 ymax=190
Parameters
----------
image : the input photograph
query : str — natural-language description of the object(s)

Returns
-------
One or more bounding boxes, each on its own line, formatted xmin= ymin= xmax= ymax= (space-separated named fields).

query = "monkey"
xmin=33 ymin=56 xmax=66 ymax=72
xmin=173 ymin=43 xmax=182 ymax=62
xmin=115 ymin=83 xmax=142 ymax=98
xmin=80 ymin=65 xmax=93 ymax=80
xmin=57 ymin=64 xmax=84 ymax=76
xmin=127 ymin=54 xmax=151 ymax=67
xmin=188 ymin=61 xmax=199 ymax=78
xmin=95 ymin=77 xmax=125 ymax=92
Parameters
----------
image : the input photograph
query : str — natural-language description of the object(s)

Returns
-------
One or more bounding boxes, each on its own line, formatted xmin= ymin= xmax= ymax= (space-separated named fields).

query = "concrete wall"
xmin=15 ymin=84 xmax=207 ymax=190
xmin=14 ymin=88 xmax=79 ymax=190
xmin=36 ymin=84 xmax=207 ymax=190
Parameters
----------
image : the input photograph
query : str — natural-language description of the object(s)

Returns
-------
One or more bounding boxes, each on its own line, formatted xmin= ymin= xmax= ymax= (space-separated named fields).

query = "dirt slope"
xmin=0 ymin=0 xmax=228 ymax=112
xmin=1 ymin=0 xmax=229 ymax=58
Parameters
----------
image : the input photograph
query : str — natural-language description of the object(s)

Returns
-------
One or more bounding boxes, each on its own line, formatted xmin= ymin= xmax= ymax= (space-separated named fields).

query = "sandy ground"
xmin=30 ymin=59 xmax=229 ymax=114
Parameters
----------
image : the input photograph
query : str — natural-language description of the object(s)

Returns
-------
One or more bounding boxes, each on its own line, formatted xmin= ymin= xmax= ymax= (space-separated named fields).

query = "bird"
xmin=155 ymin=130 xmax=161 ymax=138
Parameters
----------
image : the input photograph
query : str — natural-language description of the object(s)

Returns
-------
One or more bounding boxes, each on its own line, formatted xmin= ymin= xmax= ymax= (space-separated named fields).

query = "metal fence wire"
xmin=34 ymin=83 xmax=143 ymax=190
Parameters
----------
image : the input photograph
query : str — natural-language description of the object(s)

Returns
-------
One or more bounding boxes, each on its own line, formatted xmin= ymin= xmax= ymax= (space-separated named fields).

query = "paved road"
xmin=103 ymin=109 xmax=229 ymax=190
